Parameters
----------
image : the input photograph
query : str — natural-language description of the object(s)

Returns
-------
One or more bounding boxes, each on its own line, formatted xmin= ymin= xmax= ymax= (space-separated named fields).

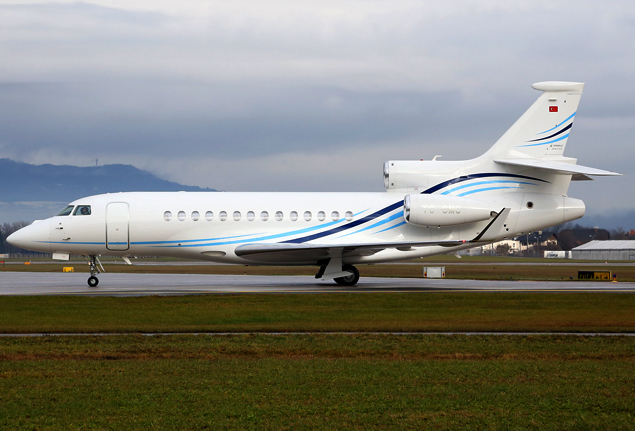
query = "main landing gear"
xmin=315 ymin=261 xmax=360 ymax=286
xmin=85 ymin=255 xmax=104 ymax=287
xmin=334 ymin=265 xmax=360 ymax=286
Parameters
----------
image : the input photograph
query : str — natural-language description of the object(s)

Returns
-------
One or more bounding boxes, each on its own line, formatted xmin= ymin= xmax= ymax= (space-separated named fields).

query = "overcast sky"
xmin=0 ymin=0 xmax=633 ymax=219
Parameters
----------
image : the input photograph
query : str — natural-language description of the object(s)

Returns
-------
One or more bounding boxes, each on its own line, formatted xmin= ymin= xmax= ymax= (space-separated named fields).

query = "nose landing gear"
xmin=85 ymin=255 xmax=104 ymax=287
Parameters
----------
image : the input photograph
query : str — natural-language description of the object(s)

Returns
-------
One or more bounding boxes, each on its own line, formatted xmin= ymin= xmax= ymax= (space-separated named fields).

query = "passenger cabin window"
xmin=56 ymin=205 xmax=74 ymax=216
xmin=318 ymin=211 xmax=326 ymax=221
xmin=331 ymin=211 xmax=339 ymax=221
xmin=247 ymin=211 xmax=255 ymax=221
xmin=345 ymin=211 xmax=353 ymax=221
xmin=205 ymin=211 xmax=213 ymax=221
xmin=73 ymin=205 xmax=92 ymax=216
xmin=290 ymin=211 xmax=298 ymax=221
xmin=233 ymin=211 xmax=241 ymax=221
xmin=178 ymin=211 xmax=186 ymax=221
xmin=220 ymin=211 xmax=227 ymax=221
xmin=275 ymin=211 xmax=283 ymax=221
xmin=261 ymin=211 xmax=269 ymax=221
xmin=191 ymin=211 xmax=200 ymax=221
xmin=164 ymin=211 xmax=172 ymax=221
xmin=304 ymin=211 xmax=312 ymax=221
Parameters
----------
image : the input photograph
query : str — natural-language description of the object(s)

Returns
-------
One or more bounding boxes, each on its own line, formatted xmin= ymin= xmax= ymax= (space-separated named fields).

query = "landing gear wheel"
xmin=334 ymin=265 xmax=360 ymax=286
xmin=85 ymin=255 xmax=103 ymax=288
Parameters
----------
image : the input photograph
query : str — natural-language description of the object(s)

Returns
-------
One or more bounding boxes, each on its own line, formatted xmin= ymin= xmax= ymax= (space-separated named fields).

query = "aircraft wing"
xmin=233 ymin=207 xmax=511 ymax=264
xmin=234 ymin=240 xmax=468 ymax=264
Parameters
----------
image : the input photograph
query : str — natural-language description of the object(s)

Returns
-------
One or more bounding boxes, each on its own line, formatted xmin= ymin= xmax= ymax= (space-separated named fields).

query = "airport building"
xmin=571 ymin=240 xmax=635 ymax=261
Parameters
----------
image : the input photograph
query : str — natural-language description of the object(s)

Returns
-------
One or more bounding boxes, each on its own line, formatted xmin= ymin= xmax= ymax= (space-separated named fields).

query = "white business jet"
xmin=8 ymin=82 xmax=620 ymax=287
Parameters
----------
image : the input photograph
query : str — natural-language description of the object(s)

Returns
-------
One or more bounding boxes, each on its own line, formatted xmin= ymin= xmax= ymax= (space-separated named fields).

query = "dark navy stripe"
xmin=282 ymin=201 xmax=403 ymax=244
xmin=527 ymin=123 xmax=572 ymax=143
xmin=421 ymin=173 xmax=548 ymax=195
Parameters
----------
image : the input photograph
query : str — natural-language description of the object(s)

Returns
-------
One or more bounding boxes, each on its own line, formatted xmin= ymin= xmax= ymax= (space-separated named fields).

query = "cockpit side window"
xmin=73 ymin=205 xmax=92 ymax=216
xmin=56 ymin=205 xmax=75 ymax=216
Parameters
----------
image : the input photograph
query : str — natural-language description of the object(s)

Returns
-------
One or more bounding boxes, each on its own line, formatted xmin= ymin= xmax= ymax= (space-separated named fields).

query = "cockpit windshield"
xmin=56 ymin=205 xmax=75 ymax=216
xmin=73 ymin=205 xmax=92 ymax=216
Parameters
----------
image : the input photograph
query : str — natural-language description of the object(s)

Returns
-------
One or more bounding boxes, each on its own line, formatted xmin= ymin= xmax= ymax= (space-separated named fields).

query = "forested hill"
xmin=0 ymin=158 xmax=215 ymax=202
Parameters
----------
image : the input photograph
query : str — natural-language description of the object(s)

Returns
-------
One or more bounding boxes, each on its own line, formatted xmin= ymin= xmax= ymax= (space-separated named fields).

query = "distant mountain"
xmin=0 ymin=158 xmax=215 ymax=203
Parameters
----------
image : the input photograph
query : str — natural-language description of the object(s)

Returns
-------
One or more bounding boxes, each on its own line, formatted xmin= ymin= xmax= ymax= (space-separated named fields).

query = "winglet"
xmin=471 ymin=208 xmax=511 ymax=242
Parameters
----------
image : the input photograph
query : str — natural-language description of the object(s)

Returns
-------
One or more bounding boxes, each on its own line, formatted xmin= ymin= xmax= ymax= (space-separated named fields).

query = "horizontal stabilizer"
xmin=494 ymin=158 xmax=621 ymax=177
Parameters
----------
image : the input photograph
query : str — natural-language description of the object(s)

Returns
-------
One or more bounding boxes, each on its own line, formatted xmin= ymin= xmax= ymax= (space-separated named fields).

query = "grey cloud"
xmin=0 ymin=81 xmax=488 ymax=160
xmin=0 ymin=1 xmax=632 ymax=215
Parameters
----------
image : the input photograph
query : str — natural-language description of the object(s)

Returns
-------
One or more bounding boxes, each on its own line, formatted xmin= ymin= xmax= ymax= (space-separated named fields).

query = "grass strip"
xmin=1 ymin=293 xmax=634 ymax=333
xmin=1 ymin=334 xmax=634 ymax=430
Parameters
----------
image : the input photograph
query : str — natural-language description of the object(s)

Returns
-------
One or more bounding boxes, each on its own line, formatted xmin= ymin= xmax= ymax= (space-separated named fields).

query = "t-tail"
xmin=385 ymin=81 xmax=621 ymax=240
xmin=485 ymin=81 xmax=584 ymax=160
xmin=482 ymin=81 xmax=620 ymax=192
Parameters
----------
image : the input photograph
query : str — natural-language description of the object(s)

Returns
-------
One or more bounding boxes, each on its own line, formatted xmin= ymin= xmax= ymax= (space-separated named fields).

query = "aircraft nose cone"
xmin=6 ymin=229 xmax=26 ymax=248
xmin=6 ymin=220 xmax=51 ymax=253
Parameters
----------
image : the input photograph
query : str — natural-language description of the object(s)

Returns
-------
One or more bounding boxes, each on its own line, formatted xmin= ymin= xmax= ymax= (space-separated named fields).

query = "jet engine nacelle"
xmin=404 ymin=194 xmax=495 ymax=227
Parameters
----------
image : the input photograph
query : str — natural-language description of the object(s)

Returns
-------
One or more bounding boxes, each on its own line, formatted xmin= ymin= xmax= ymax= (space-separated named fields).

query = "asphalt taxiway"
xmin=1 ymin=272 xmax=634 ymax=296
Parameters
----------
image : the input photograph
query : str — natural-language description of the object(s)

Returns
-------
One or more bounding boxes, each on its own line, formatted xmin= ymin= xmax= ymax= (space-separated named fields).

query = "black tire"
xmin=334 ymin=265 xmax=360 ymax=286
xmin=88 ymin=276 xmax=99 ymax=288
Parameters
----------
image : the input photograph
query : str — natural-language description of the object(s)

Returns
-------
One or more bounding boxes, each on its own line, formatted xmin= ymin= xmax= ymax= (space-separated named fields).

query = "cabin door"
xmin=106 ymin=202 xmax=129 ymax=251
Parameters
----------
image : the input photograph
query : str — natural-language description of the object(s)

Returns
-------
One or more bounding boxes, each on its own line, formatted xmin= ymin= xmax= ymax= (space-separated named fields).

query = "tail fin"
xmin=485 ymin=81 xmax=584 ymax=160
xmin=484 ymin=81 xmax=620 ymax=180
xmin=383 ymin=81 xmax=619 ymax=195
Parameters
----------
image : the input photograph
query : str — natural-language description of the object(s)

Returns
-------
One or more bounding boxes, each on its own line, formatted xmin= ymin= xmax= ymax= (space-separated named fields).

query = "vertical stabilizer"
xmin=485 ymin=81 xmax=584 ymax=160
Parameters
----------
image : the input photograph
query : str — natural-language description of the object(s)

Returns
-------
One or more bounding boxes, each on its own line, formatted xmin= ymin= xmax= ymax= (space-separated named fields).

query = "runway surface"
xmin=1 ymin=271 xmax=634 ymax=296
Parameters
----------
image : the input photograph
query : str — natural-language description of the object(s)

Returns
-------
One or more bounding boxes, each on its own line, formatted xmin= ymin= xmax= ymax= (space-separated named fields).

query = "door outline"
xmin=106 ymin=202 xmax=130 ymax=251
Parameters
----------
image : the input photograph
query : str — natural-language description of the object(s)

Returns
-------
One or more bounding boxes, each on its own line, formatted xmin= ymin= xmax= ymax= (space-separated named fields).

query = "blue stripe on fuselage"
xmin=421 ymin=173 xmax=548 ymax=195
xmin=282 ymin=201 xmax=403 ymax=244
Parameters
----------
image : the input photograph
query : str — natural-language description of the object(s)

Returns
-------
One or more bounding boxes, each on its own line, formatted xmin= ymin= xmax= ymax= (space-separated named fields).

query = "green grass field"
xmin=1 ymin=334 xmax=634 ymax=430
xmin=1 ymin=293 xmax=635 ymax=333
xmin=2 ymin=260 xmax=635 ymax=429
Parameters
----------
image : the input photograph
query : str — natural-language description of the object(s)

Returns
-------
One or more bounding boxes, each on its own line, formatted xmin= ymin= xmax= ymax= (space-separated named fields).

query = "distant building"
xmin=571 ymin=240 xmax=635 ymax=261
xmin=556 ymin=227 xmax=611 ymax=250
xmin=459 ymin=239 xmax=522 ymax=256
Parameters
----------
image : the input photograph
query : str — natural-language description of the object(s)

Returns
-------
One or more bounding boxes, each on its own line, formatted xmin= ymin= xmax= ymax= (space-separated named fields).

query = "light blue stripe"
xmin=39 ymin=241 xmax=105 ymax=245
xmin=376 ymin=221 xmax=406 ymax=233
xmin=441 ymin=180 xmax=534 ymax=195
xmin=158 ymin=219 xmax=348 ymax=248
xmin=338 ymin=211 xmax=404 ymax=238
xmin=457 ymin=186 xmax=519 ymax=197
xmin=154 ymin=210 xmax=372 ymax=248
xmin=537 ymin=112 xmax=576 ymax=134
xmin=133 ymin=233 xmax=257 ymax=245
xmin=518 ymin=133 xmax=569 ymax=147
xmin=142 ymin=217 xmax=346 ymax=247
